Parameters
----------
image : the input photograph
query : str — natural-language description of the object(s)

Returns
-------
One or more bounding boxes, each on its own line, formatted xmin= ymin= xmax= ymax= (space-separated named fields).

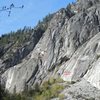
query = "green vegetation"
xmin=0 ymin=13 xmax=53 ymax=47
xmin=33 ymin=78 xmax=64 ymax=100
xmin=58 ymin=94 xmax=65 ymax=100
xmin=0 ymin=84 xmax=27 ymax=100
xmin=0 ymin=27 xmax=33 ymax=46
xmin=0 ymin=13 xmax=54 ymax=68
xmin=0 ymin=77 xmax=64 ymax=100
xmin=96 ymin=54 xmax=100 ymax=60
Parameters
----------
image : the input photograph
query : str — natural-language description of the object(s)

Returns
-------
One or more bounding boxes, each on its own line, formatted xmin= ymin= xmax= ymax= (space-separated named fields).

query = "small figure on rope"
xmin=0 ymin=3 xmax=24 ymax=16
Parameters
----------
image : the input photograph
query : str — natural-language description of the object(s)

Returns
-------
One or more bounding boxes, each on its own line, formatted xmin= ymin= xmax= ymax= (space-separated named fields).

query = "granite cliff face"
xmin=1 ymin=0 xmax=100 ymax=99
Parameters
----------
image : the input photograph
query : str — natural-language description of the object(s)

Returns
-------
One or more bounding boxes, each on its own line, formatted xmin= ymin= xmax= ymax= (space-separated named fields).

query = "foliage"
xmin=96 ymin=54 xmax=100 ymax=60
xmin=58 ymin=94 xmax=65 ymax=100
xmin=0 ymin=13 xmax=54 ymax=69
xmin=0 ymin=13 xmax=53 ymax=47
xmin=35 ymin=13 xmax=54 ymax=33
xmin=33 ymin=78 xmax=64 ymax=100
xmin=0 ymin=78 xmax=64 ymax=100
xmin=0 ymin=27 xmax=32 ymax=46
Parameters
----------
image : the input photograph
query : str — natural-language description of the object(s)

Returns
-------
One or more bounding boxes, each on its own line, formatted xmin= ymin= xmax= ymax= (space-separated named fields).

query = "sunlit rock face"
xmin=84 ymin=60 xmax=100 ymax=89
xmin=6 ymin=68 xmax=14 ymax=90
xmin=2 ymin=0 xmax=100 ymax=95
xmin=61 ymin=32 xmax=100 ymax=89
xmin=2 ymin=59 xmax=38 ymax=93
